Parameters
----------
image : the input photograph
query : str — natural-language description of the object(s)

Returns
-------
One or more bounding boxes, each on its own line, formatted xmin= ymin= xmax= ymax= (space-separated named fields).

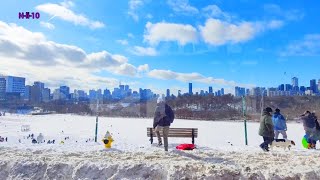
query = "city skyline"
xmin=1 ymin=1 xmax=320 ymax=95
xmin=2 ymin=74 xmax=320 ymax=99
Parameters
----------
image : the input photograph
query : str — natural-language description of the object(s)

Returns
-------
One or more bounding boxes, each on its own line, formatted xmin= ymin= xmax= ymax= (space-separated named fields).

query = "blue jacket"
xmin=272 ymin=112 xmax=287 ymax=131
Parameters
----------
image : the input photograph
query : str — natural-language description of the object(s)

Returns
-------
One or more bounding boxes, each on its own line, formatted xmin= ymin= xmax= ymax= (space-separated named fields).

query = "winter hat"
xmin=265 ymin=107 xmax=273 ymax=113
xmin=157 ymin=96 xmax=165 ymax=103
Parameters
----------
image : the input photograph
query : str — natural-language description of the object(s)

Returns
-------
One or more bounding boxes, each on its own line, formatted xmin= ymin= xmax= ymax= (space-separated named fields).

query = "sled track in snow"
xmin=1 ymin=147 xmax=320 ymax=180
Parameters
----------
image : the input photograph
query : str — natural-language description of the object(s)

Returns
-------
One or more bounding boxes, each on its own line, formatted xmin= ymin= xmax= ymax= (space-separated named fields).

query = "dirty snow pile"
xmin=1 ymin=114 xmax=320 ymax=179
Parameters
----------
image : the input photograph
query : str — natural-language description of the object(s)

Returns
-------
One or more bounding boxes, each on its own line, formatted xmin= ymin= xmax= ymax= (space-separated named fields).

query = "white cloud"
xmin=167 ymin=0 xmax=199 ymax=15
xmin=116 ymin=39 xmax=129 ymax=45
xmin=130 ymin=46 xmax=157 ymax=56
xmin=199 ymin=19 xmax=256 ymax=45
xmin=202 ymin=5 xmax=232 ymax=20
xmin=128 ymin=33 xmax=135 ymax=38
xmin=40 ymin=21 xmax=55 ymax=30
xmin=281 ymin=34 xmax=320 ymax=56
xmin=146 ymin=14 xmax=153 ymax=19
xmin=137 ymin=64 xmax=149 ymax=72
xmin=128 ymin=0 xmax=144 ymax=22
xmin=0 ymin=21 xmax=138 ymax=90
xmin=266 ymin=20 xmax=284 ymax=29
xmin=60 ymin=0 xmax=74 ymax=8
xmin=144 ymin=22 xmax=197 ymax=46
xmin=148 ymin=69 xmax=254 ymax=88
xmin=199 ymin=18 xmax=283 ymax=46
xmin=36 ymin=3 xmax=105 ymax=29
xmin=264 ymin=4 xmax=304 ymax=21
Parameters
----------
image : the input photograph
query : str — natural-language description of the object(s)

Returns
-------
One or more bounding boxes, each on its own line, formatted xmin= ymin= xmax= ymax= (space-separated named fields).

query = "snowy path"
xmin=1 ymin=147 xmax=320 ymax=180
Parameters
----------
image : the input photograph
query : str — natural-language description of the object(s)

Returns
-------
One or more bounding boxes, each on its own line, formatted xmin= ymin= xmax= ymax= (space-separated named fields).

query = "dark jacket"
xmin=259 ymin=110 xmax=274 ymax=137
xmin=153 ymin=103 xmax=174 ymax=128
xmin=311 ymin=113 xmax=320 ymax=130
xmin=301 ymin=114 xmax=316 ymax=129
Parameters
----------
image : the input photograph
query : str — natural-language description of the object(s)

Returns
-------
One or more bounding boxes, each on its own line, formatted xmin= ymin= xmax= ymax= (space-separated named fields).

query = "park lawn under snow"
xmin=1 ymin=114 xmax=320 ymax=179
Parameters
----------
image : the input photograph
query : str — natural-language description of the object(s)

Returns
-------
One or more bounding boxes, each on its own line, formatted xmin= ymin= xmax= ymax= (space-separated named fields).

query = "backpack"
xmin=166 ymin=104 xmax=174 ymax=123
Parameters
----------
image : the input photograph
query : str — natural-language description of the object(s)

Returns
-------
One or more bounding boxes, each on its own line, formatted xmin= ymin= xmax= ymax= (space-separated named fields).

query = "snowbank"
xmin=1 ymin=147 xmax=320 ymax=179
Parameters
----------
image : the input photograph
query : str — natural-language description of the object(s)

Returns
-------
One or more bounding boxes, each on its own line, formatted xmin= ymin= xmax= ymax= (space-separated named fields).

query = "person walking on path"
xmin=259 ymin=107 xmax=274 ymax=152
xmin=153 ymin=96 xmax=174 ymax=151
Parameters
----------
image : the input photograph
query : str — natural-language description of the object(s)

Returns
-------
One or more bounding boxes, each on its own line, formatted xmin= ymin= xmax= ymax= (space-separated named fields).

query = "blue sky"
xmin=0 ymin=0 xmax=319 ymax=94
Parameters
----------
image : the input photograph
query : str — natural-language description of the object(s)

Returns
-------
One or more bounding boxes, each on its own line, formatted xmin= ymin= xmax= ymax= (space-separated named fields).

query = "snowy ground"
xmin=1 ymin=114 xmax=320 ymax=179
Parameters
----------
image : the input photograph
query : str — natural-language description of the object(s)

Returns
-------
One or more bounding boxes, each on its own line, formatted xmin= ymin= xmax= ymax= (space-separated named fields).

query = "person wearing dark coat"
xmin=259 ymin=107 xmax=274 ymax=152
xmin=153 ymin=96 xmax=174 ymax=151
xmin=306 ymin=112 xmax=320 ymax=149
xmin=301 ymin=111 xmax=317 ymax=148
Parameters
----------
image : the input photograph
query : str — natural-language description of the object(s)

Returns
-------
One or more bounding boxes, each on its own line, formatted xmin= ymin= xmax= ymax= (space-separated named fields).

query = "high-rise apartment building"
xmin=189 ymin=83 xmax=193 ymax=95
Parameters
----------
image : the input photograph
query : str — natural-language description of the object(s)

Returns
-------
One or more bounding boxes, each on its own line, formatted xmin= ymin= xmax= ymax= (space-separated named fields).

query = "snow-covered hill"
xmin=0 ymin=114 xmax=319 ymax=179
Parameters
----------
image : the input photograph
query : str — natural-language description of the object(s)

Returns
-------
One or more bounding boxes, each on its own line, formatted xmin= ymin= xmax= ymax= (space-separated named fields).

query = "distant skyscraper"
xmin=0 ymin=77 xmax=5 ymax=100
xmin=285 ymin=84 xmax=292 ymax=91
xmin=318 ymin=79 xmax=320 ymax=93
xmin=3 ymin=76 xmax=25 ymax=94
xmin=189 ymin=83 xmax=192 ymax=95
xmin=30 ymin=85 xmax=41 ymax=103
xmin=124 ymin=85 xmax=129 ymax=91
xmin=209 ymin=86 xmax=213 ymax=94
xmin=60 ymin=86 xmax=70 ymax=99
xmin=34 ymin=81 xmax=44 ymax=90
xmin=300 ymin=86 xmax=306 ymax=93
xmin=221 ymin=88 xmax=224 ymax=95
xmin=278 ymin=84 xmax=285 ymax=91
xmin=310 ymin=79 xmax=317 ymax=93
xmin=34 ymin=81 xmax=45 ymax=102
xmin=200 ymin=90 xmax=205 ymax=96
xmin=292 ymin=77 xmax=299 ymax=87
xmin=235 ymin=86 xmax=245 ymax=97
xmin=24 ymin=85 xmax=31 ymax=101
xmin=166 ymin=89 xmax=170 ymax=97
xmin=89 ymin=90 xmax=97 ymax=99
xmin=119 ymin=85 xmax=125 ymax=91
xmin=97 ymin=89 xmax=102 ymax=99
xmin=103 ymin=89 xmax=111 ymax=99
xmin=42 ymin=88 xmax=51 ymax=102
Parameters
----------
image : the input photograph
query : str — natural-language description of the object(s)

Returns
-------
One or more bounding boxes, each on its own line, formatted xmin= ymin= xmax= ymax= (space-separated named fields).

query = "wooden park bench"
xmin=147 ymin=127 xmax=198 ymax=144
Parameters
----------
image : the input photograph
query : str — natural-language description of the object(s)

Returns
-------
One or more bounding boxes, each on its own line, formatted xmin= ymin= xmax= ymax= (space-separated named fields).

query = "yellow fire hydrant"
xmin=102 ymin=131 xmax=114 ymax=148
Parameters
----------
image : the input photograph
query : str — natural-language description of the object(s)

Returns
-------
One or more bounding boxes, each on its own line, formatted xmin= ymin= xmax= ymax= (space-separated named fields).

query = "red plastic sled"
xmin=176 ymin=144 xmax=196 ymax=150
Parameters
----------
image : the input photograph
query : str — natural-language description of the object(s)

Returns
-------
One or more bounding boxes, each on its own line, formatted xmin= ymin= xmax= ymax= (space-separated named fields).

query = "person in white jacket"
xmin=36 ymin=133 xmax=44 ymax=143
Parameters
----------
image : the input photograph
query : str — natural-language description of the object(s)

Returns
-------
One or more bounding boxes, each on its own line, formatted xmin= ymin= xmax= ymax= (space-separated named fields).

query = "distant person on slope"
xmin=153 ymin=96 xmax=174 ymax=151
xmin=36 ymin=133 xmax=44 ymax=143
xmin=301 ymin=111 xmax=317 ymax=149
xmin=259 ymin=107 xmax=274 ymax=152
xmin=272 ymin=108 xmax=287 ymax=139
